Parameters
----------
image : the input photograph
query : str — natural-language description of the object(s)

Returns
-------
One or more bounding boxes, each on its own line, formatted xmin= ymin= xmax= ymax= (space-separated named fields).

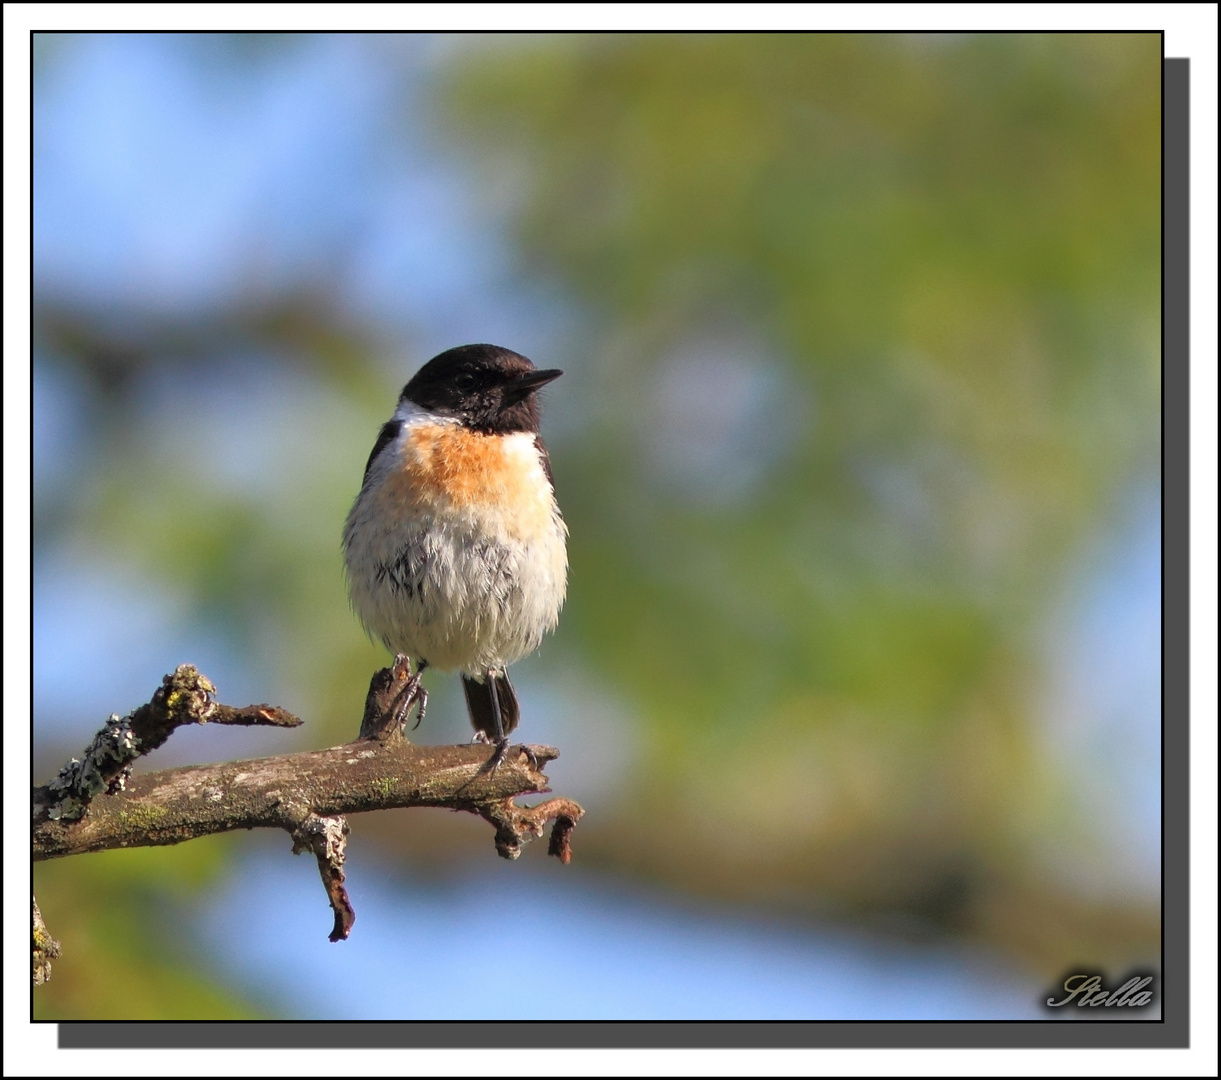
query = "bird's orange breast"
xmin=381 ymin=422 xmax=555 ymax=539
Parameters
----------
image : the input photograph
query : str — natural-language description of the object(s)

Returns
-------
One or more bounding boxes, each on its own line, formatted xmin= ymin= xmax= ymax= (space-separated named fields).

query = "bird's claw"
xmin=485 ymin=738 xmax=538 ymax=773
xmin=390 ymin=657 xmax=427 ymax=732
xmin=409 ymin=685 xmax=428 ymax=730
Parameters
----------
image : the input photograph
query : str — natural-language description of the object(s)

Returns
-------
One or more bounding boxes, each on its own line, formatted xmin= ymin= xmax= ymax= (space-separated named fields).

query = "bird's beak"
xmin=502 ymin=368 xmax=563 ymax=404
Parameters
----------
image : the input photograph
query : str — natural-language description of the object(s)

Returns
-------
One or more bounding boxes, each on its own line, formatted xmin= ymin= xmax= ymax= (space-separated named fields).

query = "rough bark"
xmin=32 ymin=659 xmax=584 ymax=980
xmin=32 ymin=736 xmax=576 ymax=861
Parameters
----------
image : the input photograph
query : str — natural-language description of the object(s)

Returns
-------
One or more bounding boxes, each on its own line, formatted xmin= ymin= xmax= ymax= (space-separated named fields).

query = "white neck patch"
xmin=394 ymin=399 xmax=459 ymax=428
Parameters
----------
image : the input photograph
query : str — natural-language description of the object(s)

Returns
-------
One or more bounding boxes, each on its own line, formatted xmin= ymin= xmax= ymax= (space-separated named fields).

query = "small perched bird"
xmin=343 ymin=344 xmax=567 ymax=765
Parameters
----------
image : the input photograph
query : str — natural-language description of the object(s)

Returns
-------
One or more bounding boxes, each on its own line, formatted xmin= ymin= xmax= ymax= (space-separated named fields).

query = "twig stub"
xmin=478 ymin=796 xmax=586 ymax=862
xmin=291 ymin=814 xmax=355 ymax=942
xmin=359 ymin=654 xmax=425 ymax=741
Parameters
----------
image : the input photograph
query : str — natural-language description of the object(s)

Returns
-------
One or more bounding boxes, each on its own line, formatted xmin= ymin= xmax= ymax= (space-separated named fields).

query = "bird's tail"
xmin=462 ymin=671 xmax=520 ymax=741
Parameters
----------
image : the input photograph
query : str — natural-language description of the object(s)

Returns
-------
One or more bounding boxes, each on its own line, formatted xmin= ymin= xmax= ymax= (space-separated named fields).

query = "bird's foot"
xmin=484 ymin=738 xmax=539 ymax=773
xmin=406 ymin=684 xmax=428 ymax=730
xmin=486 ymin=737 xmax=511 ymax=773
xmin=390 ymin=655 xmax=427 ymax=732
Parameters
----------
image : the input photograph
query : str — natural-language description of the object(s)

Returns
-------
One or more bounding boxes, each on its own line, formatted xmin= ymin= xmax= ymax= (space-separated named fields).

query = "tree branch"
xmin=32 ymin=735 xmax=571 ymax=860
xmin=32 ymin=660 xmax=584 ymax=976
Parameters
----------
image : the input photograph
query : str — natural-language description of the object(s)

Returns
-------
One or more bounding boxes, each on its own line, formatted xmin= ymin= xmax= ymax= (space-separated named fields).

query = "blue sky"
xmin=195 ymin=841 xmax=1048 ymax=1020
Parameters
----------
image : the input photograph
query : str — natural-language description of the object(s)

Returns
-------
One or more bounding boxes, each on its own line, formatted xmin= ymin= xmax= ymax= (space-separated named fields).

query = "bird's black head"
xmin=401 ymin=344 xmax=562 ymax=435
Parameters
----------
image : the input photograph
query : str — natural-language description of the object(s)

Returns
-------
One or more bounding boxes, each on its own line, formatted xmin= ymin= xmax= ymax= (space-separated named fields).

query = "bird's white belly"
xmin=348 ymin=506 xmax=566 ymax=673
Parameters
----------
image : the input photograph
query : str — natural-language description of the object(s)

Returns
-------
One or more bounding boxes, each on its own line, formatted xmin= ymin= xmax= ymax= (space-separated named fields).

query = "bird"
xmin=342 ymin=344 xmax=567 ymax=768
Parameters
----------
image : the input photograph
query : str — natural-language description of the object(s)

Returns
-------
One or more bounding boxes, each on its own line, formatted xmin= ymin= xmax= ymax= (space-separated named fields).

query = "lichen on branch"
xmin=40 ymin=664 xmax=302 ymax=822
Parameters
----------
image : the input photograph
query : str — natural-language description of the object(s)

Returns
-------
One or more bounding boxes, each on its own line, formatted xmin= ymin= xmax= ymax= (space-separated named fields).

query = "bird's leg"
xmin=485 ymin=668 xmax=510 ymax=770
xmin=391 ymin=657 xmax=428 ymax=731
xmin=484 ymin=669 xmax=538 ymax=772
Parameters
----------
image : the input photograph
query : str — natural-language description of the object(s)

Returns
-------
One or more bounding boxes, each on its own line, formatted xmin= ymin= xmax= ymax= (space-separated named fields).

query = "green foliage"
xmin=435 ymin=32 xmax=1160 ymax=951
xmin=34 ymin=837 xmax=264 ymax=1020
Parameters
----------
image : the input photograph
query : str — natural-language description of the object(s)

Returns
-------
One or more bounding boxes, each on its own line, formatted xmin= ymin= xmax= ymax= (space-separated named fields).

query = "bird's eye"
xmin=454 ymin=372 xmax=477 ymax=390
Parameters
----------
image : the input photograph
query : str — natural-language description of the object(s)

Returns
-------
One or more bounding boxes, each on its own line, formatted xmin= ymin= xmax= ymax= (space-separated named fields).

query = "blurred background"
xmin=32 ymin=33 xmax=1161 ymax=1020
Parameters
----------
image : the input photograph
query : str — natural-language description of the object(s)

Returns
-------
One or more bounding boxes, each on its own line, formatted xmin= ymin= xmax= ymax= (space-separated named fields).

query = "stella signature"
xmin=1045 ymin=973 xmax=1154 ymax=1008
